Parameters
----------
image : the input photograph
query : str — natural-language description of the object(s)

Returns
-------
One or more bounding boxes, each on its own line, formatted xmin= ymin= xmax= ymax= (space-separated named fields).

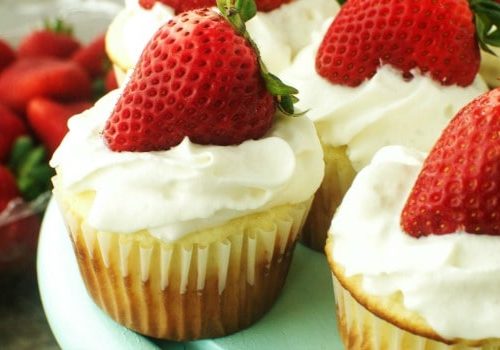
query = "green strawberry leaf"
xmin=262 ymin=73 xmax=298 ymax=96
xmin=470 ymin=0 xmax=500 ymax=55
xmin=8 ymin=137 xmax=35 ymax=173
xmin=236 ymin=0 xmax=257 ymax=22
xmin=217 ymin=0 xmax=301 ymax=116
xmin=8 ymin=136 xmax=54 ymax=202
xmin=43 ymin=18 xmax=73 ymax=35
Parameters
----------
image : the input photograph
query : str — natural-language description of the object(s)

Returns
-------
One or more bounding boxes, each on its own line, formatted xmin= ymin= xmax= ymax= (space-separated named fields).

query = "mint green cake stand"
xmin=37 ymin=199 xmax=343 ymax=349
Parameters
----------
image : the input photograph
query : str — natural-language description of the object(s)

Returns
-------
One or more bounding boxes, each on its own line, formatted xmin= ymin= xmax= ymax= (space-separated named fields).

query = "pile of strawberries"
xmin=0 ymin=19 xmax=116 ymax=274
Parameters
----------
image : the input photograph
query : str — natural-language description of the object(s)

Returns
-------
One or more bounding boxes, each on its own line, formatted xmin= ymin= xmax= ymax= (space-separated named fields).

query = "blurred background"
xmin=0 ymin=1 xmax=122 ymax=348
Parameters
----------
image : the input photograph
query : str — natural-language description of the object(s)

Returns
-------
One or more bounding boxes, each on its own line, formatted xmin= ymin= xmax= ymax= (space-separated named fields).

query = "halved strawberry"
xmin=0 ymin=57 xmax=91 ymax=113
xmin=27 ymin=98 xmax=92 ymax=155
xmin=401 ymin=88 xmax=500 ymax=237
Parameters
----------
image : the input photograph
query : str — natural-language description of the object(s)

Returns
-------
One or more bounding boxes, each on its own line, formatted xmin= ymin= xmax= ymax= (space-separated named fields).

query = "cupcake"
xmin=281 ymin=0 xmax=498 ymax=251
xmin=326 ymin=88 xmax=500 ymax=349
xmin=106 ymin=0 xmax=340 ymax=84
xmin=51 ymin=1 xmax=324 ymax=341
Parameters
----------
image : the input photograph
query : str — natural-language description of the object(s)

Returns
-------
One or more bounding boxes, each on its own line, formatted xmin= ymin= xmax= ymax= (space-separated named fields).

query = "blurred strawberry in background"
xmin=0 ymin=18 xmax=116 ymax=276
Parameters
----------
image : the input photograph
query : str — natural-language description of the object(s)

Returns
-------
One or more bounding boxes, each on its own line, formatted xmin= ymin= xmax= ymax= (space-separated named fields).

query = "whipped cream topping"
xmin=281 ymin=20 xmax=488 ymax=171
xmin=330 ymin=145 xmax=500 ymax=340
xmin=106 ymin=0 xmax=175 ymax=70
xmin=50 ymin=90 xmax=324 ymax=242
xmin=106 ymin=0 xmax=339 ymax=74
xmin=247 ymin=0 xmax=339 ymax=73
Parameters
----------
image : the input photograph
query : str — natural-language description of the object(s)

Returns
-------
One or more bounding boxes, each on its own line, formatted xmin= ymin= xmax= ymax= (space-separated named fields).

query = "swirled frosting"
xmin=106 ymin=0 xmax=339 ymax=74
xmin=330 ymin=145 xmax=500 ymax=340
xmin=281 ymin=20 xmax=488 ymax=171
xmin=50 ymin=90 xmax=324 ymax=242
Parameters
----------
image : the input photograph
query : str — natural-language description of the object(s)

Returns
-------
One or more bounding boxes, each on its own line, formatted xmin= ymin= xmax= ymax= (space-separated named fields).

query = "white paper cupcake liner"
xmin=57 ymin=196 xmax=312 ymax=340
xmin=331 ymin=274 xmax=500 ymax=350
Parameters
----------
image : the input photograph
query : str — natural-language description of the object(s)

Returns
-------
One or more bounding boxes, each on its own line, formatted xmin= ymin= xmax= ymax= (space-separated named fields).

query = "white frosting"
xmin=106 ymin=0 xmax=175 ymax=70
xmin=281 ymin=19 xmax=488 ymax=171
xmin=330 ymin=145 xmax=500 ymax=340
xmin=50 ymin=90 xmax=324 ymax=242
xmin=247 ymin=0 xmax=339 ymax=73
xmin=106 ymin=0 xmax=339 ymax=74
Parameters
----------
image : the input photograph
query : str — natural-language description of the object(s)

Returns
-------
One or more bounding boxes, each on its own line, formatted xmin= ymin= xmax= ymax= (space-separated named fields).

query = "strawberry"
xmin=0 ymin=104 xmax=27 ymax=162
xmin=72 ymin=34 xmax=107 ymax=78
xmin=0 ymin=39 xmax=15 ymax=73
xmin=139 ymin=0 xmax=292 ymax=13
xmin=104 ymin=2 xmax=297 ymax=152
xmin=401 ymin=88 xmax=500 ymax=237
xmin=0 ymin=166 xmax=19 ymax=213
xmin=316 ymin=0 xmax=500 ymax=87
xmin=27 ymin=98 xmax=92 ymax=155
xmin=0 ymin=57 xmax=91 ymax=113
xmin=18 ymin=19 xmax=81 ymax=59
xmin=105 ymin=69 xmax=118 ymax=92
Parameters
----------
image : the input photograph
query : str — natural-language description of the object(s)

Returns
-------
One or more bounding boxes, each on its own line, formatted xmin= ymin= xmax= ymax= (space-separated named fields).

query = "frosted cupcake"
xmin=326 ymin=88 xmax=500 ymax=349
xmin=52 ymin=2 xmax=323 ymax=341
xmin=106 ymin=0 xmax=340 ymax=84
xmin=281 ymin=0 xmax=498 ymax=251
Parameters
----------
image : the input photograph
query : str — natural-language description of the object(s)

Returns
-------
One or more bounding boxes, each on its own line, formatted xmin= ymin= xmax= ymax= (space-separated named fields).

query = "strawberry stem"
xmin=43 ymin=18 xmax=73 ymax=35
xmin=469 ymin=0 xmax=500 ymax=55
xmin=8 ymin=137 xmax=54 ymax=202
xmin=217 ymin=0 xmax=300 ymax=115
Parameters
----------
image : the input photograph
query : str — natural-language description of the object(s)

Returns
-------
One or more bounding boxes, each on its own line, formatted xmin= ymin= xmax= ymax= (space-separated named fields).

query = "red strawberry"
xmin=401 ymin=88 xmax=500 ymax=237
xmin=0 ymin=104 xmax=27 ymax=162
xmin=139 ymin=0 xmax=292 ymax=13
xmin=103 ymin=8 xmax=276 ymax=152
xmin=316 ymin=0 xmax=480 ymax=87
xmin=0 ymin=39 xmax=15 ymax=73
xmin=105 ymin=69 xmax=118 ymax=92
xmin=0 ymin=166 xmax=19 ymax=213
xmin=18 ymin=19 xmax=81 ymax=59
xmin=0 ymin=57 xmax=91 ymax=113
xmin=72 ymin=34 xmax=107 ymax=78
xmin=27 ymin=98 xmax=92 ymax=155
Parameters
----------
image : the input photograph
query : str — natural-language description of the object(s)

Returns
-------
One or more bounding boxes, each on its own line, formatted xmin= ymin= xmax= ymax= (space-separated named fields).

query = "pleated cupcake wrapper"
xmin=301 ymin=144 xmax=356 ymax=252
xmin=331 ymin=274 xmax=500 ymax=350
xmin=59 ymin=198 xmax=311 ymax=340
